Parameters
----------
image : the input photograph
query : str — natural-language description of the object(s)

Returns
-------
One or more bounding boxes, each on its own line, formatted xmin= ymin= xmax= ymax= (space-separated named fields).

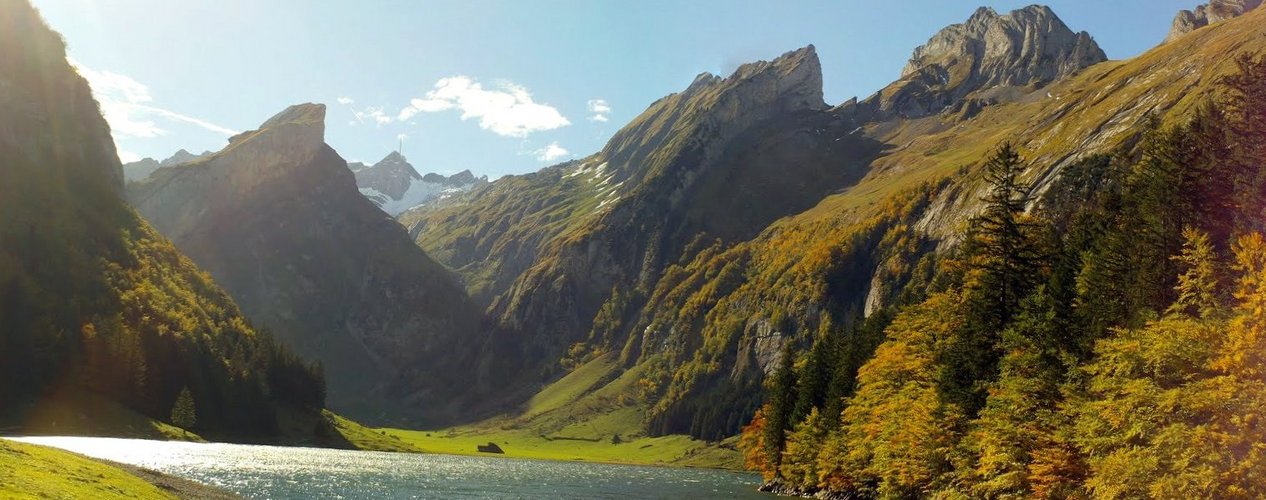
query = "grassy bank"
xmin=1 ymin=438 xmax=180 ymax=499
xmin=367 ymin=355 xmax=743 ymax=469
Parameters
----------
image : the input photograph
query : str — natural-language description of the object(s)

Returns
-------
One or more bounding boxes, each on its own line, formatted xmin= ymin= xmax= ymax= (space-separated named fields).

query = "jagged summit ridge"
xmin=353 ymin=151 xmax=486 ymax=215
xmin=597 ymin=44 xmax=824 ymax=184
xmin=903 ymin=5 xmax=1104 ymax=86
xmin=1167 ymin=0 xmax=1262 ymax=41
xmin=863 ymin=4 xmax=1105 ymax=119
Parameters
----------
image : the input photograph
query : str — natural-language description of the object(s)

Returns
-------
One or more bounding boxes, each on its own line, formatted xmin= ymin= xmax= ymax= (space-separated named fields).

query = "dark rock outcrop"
xmin=1167 ymin=0 xmax=1262 ymax=41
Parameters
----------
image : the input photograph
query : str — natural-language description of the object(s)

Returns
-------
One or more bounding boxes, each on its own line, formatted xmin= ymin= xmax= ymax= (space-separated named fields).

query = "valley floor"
xmin=350 ymin=355 xmax=744 ymax=469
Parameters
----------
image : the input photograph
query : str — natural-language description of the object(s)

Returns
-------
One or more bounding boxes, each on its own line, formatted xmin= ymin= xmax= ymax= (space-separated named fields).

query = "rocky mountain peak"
xmin=903 ymin=4 xmax=1103 ymax=87
xmin=259 ymin=102 xmax=326 ymax=130
xmin=373 ymin=151 xmax=421 ymax=178
xmin=872 ymin=4 xmax=1105 ymax=119
xmin=599 ymin=44 xmax=825 ymax=183
xmin=220 ymin=102 xmax=328 ymax=171
xmin=1167 ymin=0 xmax=1262 ymax=41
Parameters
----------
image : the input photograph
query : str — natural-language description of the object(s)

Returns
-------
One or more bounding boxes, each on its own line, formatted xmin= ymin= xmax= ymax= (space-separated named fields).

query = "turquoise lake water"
xmin=13 ymin=436 xmax=776 ymax=499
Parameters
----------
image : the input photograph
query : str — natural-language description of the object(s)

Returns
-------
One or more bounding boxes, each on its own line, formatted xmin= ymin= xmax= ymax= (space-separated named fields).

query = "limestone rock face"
xmin=867 ymin=5 xmax=1105 ymax=118
xmin=1167 ymin=0 xmax=1263 ymax=41
xmin=126 ymin=103 xmax=487 ymax=425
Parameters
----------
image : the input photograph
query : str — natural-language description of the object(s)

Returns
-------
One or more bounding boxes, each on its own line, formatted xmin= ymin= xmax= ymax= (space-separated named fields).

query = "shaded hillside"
xmin=0 ymin=0 xmax=324 ymax=441
xmin=408 ymin=3 xmax=1266 ymax=441
xmin=126 ymin=104 xmax=487 ymax=426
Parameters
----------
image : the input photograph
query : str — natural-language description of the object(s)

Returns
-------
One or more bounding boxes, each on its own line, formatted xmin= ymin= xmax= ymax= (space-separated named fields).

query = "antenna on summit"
xmin=398 ymin=136 xmax=403 ymax=156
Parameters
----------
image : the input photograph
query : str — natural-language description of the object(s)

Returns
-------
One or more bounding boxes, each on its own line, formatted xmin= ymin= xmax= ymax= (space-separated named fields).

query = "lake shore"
xmin=95 ymin=457 xmax=240 ymax=499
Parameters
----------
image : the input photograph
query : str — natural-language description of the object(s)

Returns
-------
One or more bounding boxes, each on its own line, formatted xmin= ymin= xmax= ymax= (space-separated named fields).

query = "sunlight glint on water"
xmin=12 ymin=436 xmax=772 ymax=499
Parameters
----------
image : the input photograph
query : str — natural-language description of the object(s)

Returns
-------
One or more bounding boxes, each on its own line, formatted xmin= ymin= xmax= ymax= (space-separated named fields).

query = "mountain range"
xmin=350 ymin=152 xmax=487 ymax=216
xmin=6 ymin=0 xmax=1266 ymax=483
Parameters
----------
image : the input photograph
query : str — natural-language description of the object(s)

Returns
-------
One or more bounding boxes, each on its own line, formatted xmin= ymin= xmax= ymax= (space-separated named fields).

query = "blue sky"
xmin=32 ymin=0 xmax=1193 ymax=178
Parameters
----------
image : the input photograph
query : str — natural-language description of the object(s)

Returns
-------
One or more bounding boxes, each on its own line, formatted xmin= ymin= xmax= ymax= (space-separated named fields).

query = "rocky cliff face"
xmin=1167 ymin=0 xmax=1262 ymax=41
xmin=127 ymin=103 xmax=488 ymax=425
xmin=855 ymin=5 xmax=1105 ymax=119
xmin=353 ymin=151 xmax=486 ymax=216
xmin=410 ymin=44 xmax=882 ymax=405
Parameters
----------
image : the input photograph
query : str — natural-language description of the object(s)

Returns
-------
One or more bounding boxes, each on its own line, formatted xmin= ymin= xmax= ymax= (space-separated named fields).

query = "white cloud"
xmin=336 ymin=96 xmax=355 ymax=105
xmin=117 ymin=150 xmax=142 ymax=163
xmin=587 ymin=99 xmax=611 ymax=122
xmin=532 ymin=142 xmax=570 ymax=162
xmin=70 ymin=59 xmax=238 ymax=139
xmin=397 ymin=76 xmax=570 ymax=137
xmin=350 ymin=106 xmax=393 ymax=126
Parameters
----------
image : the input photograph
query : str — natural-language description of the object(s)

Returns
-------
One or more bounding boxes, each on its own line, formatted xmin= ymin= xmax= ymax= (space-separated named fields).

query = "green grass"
xmin=0 ymin=438 xmax=173 ymax=499
xmin=10 ymin=390 xmax=203 ymax=442
xmin=322 ymin=411 xmax=425 ymax=453
xmin=339 ymin=355 xmax=741 ymax=469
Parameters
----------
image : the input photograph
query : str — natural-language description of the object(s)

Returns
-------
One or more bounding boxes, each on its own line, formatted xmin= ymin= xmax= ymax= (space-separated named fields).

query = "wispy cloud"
xmin=70 ymin=59 xmax=238 ymax=139
xmin=587 ymin=99 xmax=611 ymax=122
xmin=398 ymin=76 xmax=570 ymax=138
xmin=336 ymin=96 xmax=355 ymax=105
xmin=532 ymin=142 xmax=570 ymax=162
xmin=350 ymin=106 xmax=393 ymax=126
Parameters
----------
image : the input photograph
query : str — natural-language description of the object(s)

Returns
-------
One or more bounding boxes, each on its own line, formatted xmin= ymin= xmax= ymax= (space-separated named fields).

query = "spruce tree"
xmin=971 ymin=142 xmax=1043 ymax=327
xmin=171 ymin=386 xmax=196 ymax=435
xmin=762 ymin=342 xmax=796 ymax=477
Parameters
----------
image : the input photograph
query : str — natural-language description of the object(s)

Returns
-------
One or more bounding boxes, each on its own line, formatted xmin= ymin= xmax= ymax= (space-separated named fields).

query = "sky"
xmin=31 ymin=0 xmax=1194 ymax=178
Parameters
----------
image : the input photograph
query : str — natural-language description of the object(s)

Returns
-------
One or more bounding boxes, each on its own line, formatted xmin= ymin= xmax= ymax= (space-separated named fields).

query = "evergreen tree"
xmin=171 ymin=386 xmax=197 ymax=434
xmin=761 ymin=342 xmax=796 ymax=477
xmin=1221 ymin=53 xmax=1266 ymax=231
xmin=1168 ymin=227 xmax=1222 ymax=318
xmin=970 ymin=142 xmax=1044 ymax=326
xmin=940 ymin=143 xmax=1046 ymax=413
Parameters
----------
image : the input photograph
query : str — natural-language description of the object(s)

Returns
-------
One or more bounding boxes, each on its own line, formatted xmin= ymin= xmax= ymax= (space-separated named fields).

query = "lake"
xmin=11 ymin=436 xmax=775 ymax=499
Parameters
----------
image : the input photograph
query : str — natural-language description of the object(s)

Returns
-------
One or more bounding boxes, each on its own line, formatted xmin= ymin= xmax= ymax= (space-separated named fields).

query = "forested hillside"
xmin=0 ymin=0 xmax=325 ymax=441
xmin=404 ymin=3 xmax=1266 ymax=449
xmin=742 ymin=48 xmax=1266 ymax=500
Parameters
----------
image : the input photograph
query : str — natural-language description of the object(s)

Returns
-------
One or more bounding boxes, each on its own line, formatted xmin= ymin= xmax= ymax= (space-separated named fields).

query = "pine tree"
xmin=941 ymin=143 xmax=1046 ymax=412
xmin=761 ymin=342 xmax=796 ymax=477
xmin=171 ymin=386 xmax=196 ymax=435
xmin=970 ymin=142 xmax=1044 ymax=327
xmin=1221 ymin=53 xmax=1266 ymax=231
xmin=1168 ymin=227 xmax=1222 ymax=318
